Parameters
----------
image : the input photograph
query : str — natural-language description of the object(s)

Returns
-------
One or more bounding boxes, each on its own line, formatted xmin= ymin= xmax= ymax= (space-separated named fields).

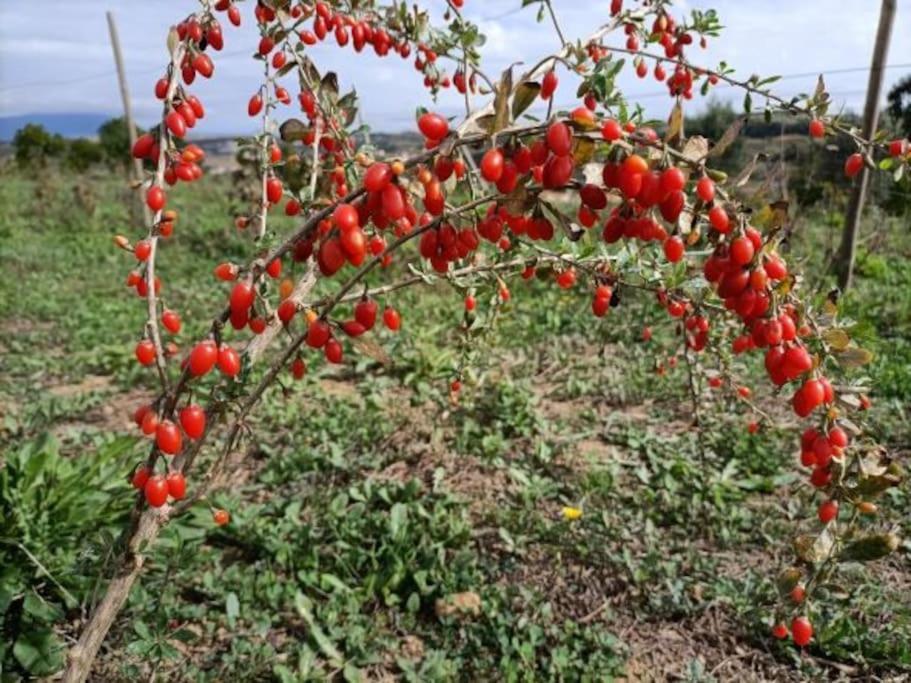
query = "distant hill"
xmin=0 ymin=113 xmax=113 ymax=140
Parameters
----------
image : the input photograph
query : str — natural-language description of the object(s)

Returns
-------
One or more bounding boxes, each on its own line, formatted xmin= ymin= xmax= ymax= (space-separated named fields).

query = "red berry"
xmin=156 ymin=420 xmax=182 ymax=455
xmin=131 ymin=465 xmax=150 ymax=490
xmin=383 ymin=306 xmax=401 ymax=331
xmin=771 ymin=622 xmax=789 ymax=640
xmin=730 ymin=236 xmax=755 ymax=265
xmin=230 ymin=281 xmax=255 ymax=313
xmin=546 ymin=121 xmax=573 ymax=157
xmin=808 ymin=119 xmax=825 ymax=138
xmin=818 ymin=499 xmax=839 ymax=523
xmin=307 ymin=319 xmax=331 ymax=348
xmin=333 ymin=203 xmax=359 ymax=232
xmin=663 ymin=236 xmax=685 ymax=263
xmin=266 ymin=177 xmax=283 ymax=204
xmin=601 ymin=119 xmax=623 ymax=141
xmin=218 ymin=345 xmax=241 ymax=376
xmin=166 ymin=111 xmax=187 ymax=138
xmin=364 ymin=163 xmax=393 ymax=192
xmin=248 ymin=93 xmax=264 ymax=117
xmin=355 ymin=298 xmax=378 ymax=329
xmin=144 ymin=476 xmax=169 ymax=507
xmin=417 ymin=112 xmax=449 ymax=140
xmin=791 ymin=616 xmax=813 ymax=647
xmin=844 ymin=153 xmax=864 ymax=178
xmin=135 ymin=340 xmax=157 ymax=366
xmin=161 ymin=309 xmax=181 ymax=334
xmin=179 ymin=404 xmax=206 ymax=440
xmin=480 ymin=149 xmax=505 ymax=182
xmin=541 ymin=70 xmax=558 ymax=100
xmin=146 ymin=186 xmax=166 ymax=211
xmin=695 ymin=176 xmax=715 ymax=203
xmin=167 ymin=471 xmax=187 ymax=500
xmin=324 ymin=337 xmax=343 ymax=364
xmin=659 ymin=166 xmax=685 ymax=195
xmin=708 ymin=205 xmax=730 ymax=233
xmin=188 ymin=340 xmax=218 ymax=376
xmin=213 ymin=509 xmax=230 ymax=525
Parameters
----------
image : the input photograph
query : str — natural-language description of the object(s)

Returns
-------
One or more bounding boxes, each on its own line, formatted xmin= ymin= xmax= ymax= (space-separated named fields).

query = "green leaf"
xmin=389 ymin=503 xmax=408 ymax=538
xmin=841 ymin=533 xmax=900 ymax=562
xmin=225 ymin=591 xmax=240 ymax=627
xmin=14 ymin=628 xmax=64 ymax=676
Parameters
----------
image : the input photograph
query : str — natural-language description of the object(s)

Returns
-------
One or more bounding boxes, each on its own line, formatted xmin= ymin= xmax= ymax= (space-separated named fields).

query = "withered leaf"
xmin=279 ymin=119 xmax=309 ymax=142
xmin=512 ymin=80 xmax=541 ymax=119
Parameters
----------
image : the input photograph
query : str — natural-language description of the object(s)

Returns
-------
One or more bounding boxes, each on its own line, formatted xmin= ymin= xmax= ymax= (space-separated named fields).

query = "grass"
xmin=0 ymin=164 xmax=909 ymax=680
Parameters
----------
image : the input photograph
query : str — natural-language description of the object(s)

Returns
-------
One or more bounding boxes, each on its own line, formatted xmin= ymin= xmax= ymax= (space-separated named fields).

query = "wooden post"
xmin=106 ymin=11 xmax=150 ymax=221
xmin=835 ymin=0 xmax=896 ymax=291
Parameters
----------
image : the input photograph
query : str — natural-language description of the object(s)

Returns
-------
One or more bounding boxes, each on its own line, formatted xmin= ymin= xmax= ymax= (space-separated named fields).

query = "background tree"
xmin=98 ymin=116 xmax=140 ymax=168
xmin=12 ymin=124 xmax=65 ymax=168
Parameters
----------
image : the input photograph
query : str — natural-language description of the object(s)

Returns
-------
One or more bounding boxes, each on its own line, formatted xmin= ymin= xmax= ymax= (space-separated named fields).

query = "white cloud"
xmin=0 ymin=0 xmax=909 ymax=133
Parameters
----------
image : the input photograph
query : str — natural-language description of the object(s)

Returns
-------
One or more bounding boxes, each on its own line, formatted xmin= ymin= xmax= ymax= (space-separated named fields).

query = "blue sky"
xmin=1 ymin=0 xmax=909 ymax=135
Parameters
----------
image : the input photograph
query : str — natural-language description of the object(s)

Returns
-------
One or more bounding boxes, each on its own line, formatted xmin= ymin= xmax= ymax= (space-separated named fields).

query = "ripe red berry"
xmin=218 ymin=345 xmax=241 ymax=376
xmin=146 ymin=186 xmax=166 ymax=211
xmin=266 ymin=177 xmax=283 ymax=204
xmin=417 ymin=112 xmax=449 ymax=140
xmin=730 ymin=236 xmax=755 ymax=265
xmin=546 ymin=121 xmax=573 ymax=157
xmin=708 ymin=205 xmax=730 ymax=233
xmin=166 ymin=111 xmax=187 ymax=138
xmin=144 ymin=476 xmax=169 ymax=507
xmin=325 ymin=337 xmax=343 ymax=363
xmin=135 ymin=340 xmax=157 ymax=366
xmin=771 ymin=622 xmax=789 ymax=640
xmin=556 ymin=268 xmax=576 ymax=289
xmin=156 ymin=420 xmax=182 ymax=455
xmin=541 ymin=70 xmax=558 ymax=100
xmin=188 ymin=340 xmax=218 ymax=376
xmin=179 ymin=404 xmax=206 ymax=440
xmin=480 ymin=148 xmax=505 ymax=182
xmin=383 ymin=306 xmax=401 ymax=331
xmin=818 ymin=499 xmax=839 ymax=523
xmin=808 ymin=119 xmax=825 ymax=138
xmin=659 ymin=166 xmax=685 ymax=195
xmin=601 ymin=119 xmax=623 ymax=141
xmin=161 ymin=309 xmax=181 ymax=334
xmin=230 ymin=281 xmax=255 ymax=313
xmin=695 ymin=176 xmax=715 ymax=203
xmin=131 ymin=465 xmax=150 ymax=490
xmin=307 ymin=319 xmax=331 ymax=348
xmin=663 ymin=236 xmax=685 ymax=263
xmin=355 ymin=298 xmax=378 ymax=329
xmin=333 ymin=203 xmax=359 ymax=232
xmin=791 ymin=616 xmax=813 ymax=647
xmin=844 ymin=153 xmax=864 ymax=178
xmin=248 ymin=93 xmax=264 ymax=117
xmin=213 ymin=508 xmax=230 ymax=525
xmin=167 ymin=471 xmax=187 ymax=500
xmin=193 ymin=53 xmax=214 ymax=78
xmin=364 ymin=162 xmax=393 ymax=192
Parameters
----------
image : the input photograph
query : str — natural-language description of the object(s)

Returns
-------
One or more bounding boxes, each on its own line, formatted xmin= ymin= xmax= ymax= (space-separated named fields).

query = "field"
xmin=1 ymin=163 xmax=909 ymax=681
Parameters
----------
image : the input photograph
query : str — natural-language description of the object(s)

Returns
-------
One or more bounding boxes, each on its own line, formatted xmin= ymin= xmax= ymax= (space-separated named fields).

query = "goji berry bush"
xmin=6 ymin=0 xmax=909 ymax=680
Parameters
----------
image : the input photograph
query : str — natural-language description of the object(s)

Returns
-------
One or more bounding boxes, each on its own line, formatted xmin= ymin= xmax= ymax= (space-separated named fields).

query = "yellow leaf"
xmin=836 ymin=346 xmax=874 ymax=367
xmin=665 ymin=101 xmax=684 ymax=145
xmin=822 ymin=328 xmax=850 ymax=350
xmin=572 ymin=137 xmax=595 ymax=165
